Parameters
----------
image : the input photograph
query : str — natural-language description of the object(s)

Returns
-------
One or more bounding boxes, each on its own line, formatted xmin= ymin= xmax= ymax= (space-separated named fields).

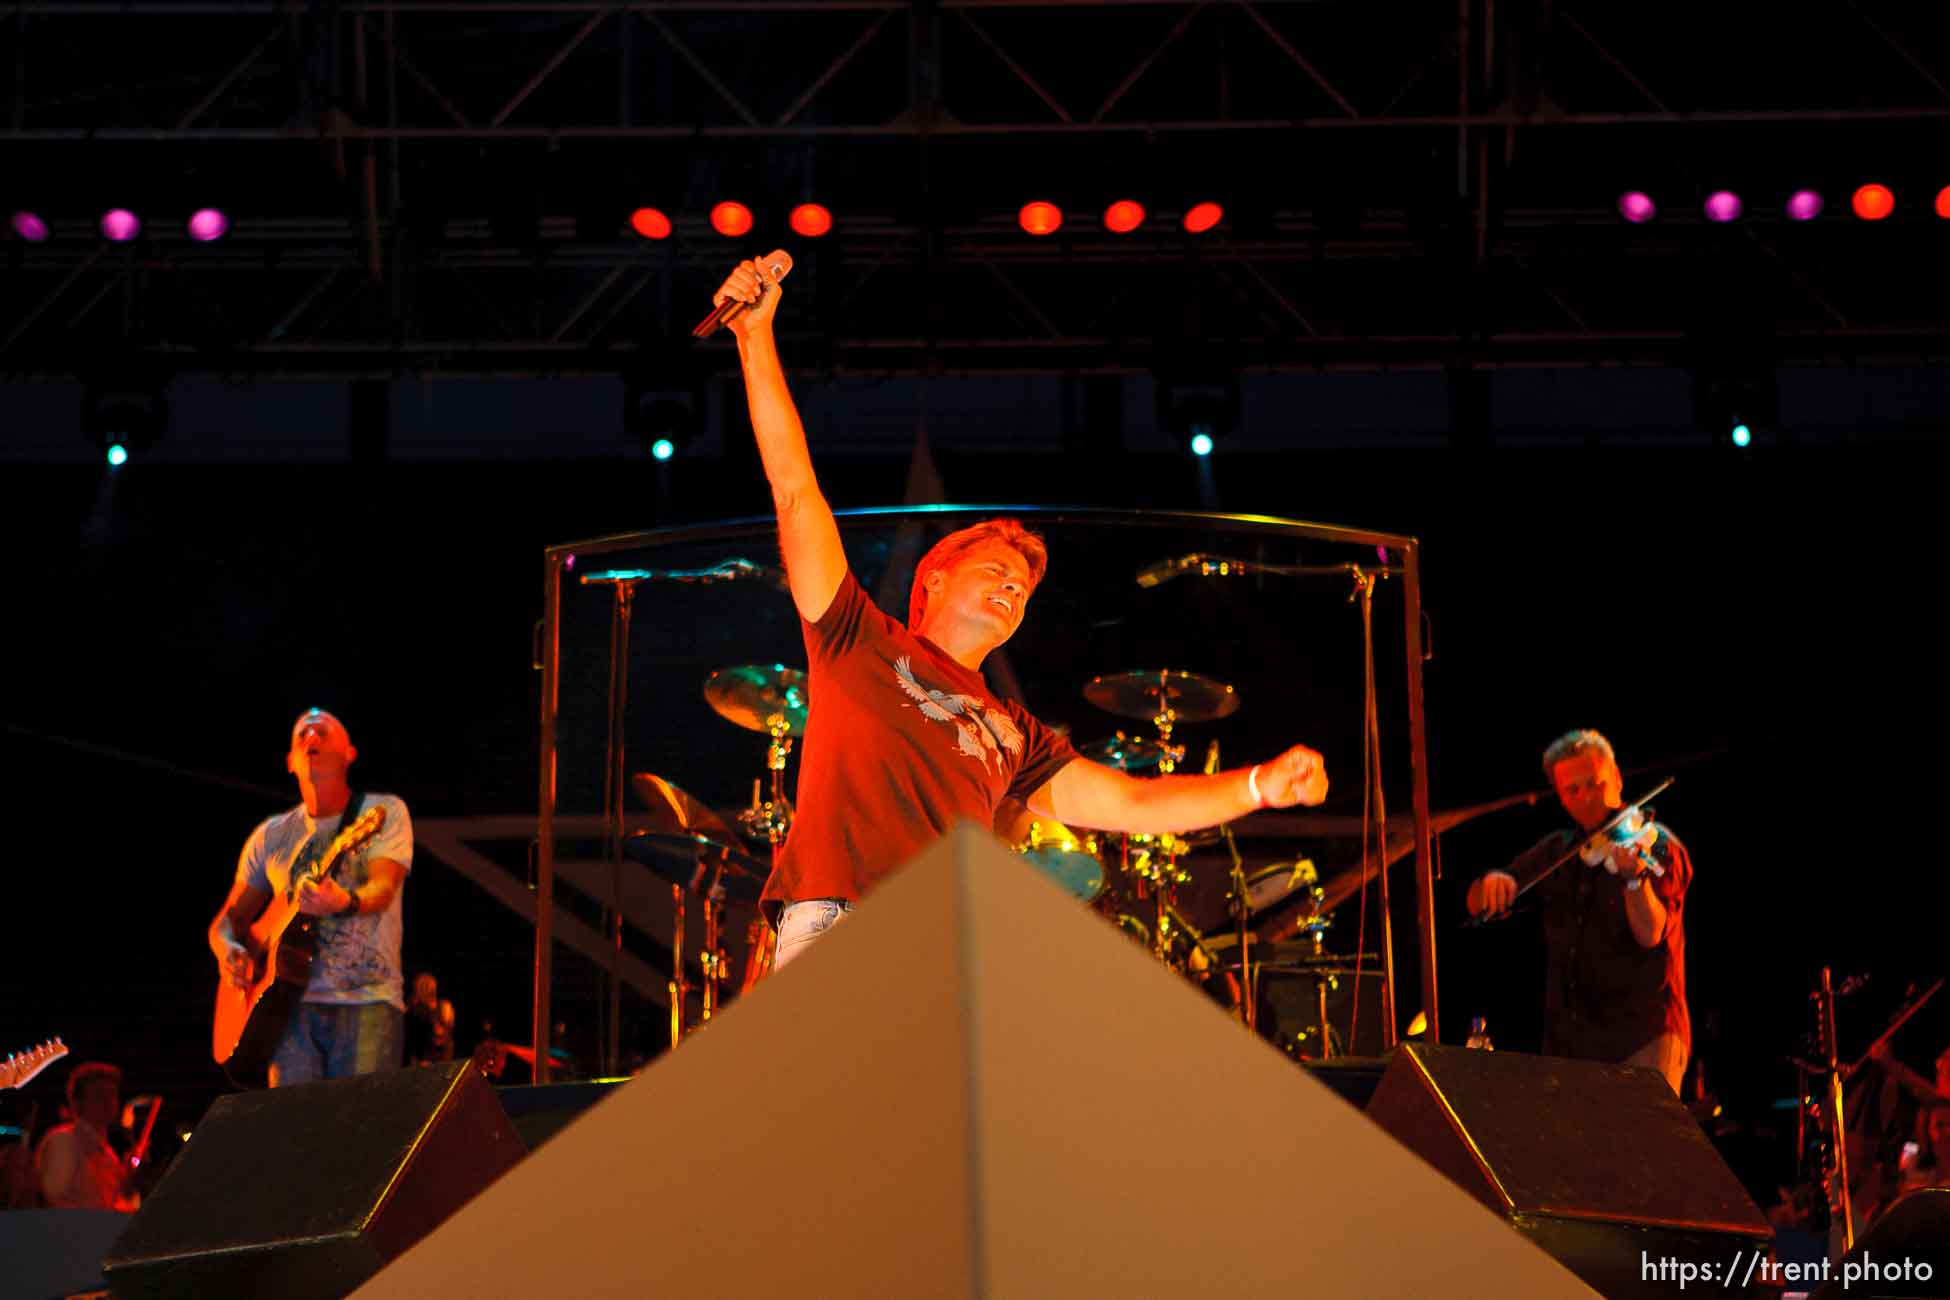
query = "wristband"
xmin=1247 ymin=764 xmax=1265 ymax=808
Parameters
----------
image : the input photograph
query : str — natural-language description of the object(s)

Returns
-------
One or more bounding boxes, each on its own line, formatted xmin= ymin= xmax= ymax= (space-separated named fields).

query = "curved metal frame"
xmin=532 ymin=504 xmax=1432 ymax=1081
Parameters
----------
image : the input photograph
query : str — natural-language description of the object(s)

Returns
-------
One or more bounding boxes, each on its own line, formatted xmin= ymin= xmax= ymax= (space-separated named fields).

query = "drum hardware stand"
xmin=737 ymin=718 xmax=796 ymax=850
xmin=1299 ymin=923 xmax=1341 ymax=1059
xmin=1132 ymin=706 xmax=1193 ymax=965
xmin=1213 ymin=785 xmax=1256 ymax=1029
xmin=670 ymin=858 xmax=737 ymax=1048
xmin=735 ymin=717 xmax=795 ymax=987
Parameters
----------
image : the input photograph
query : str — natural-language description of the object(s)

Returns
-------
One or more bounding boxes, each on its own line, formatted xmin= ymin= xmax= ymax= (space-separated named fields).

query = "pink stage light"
xmin=1786 ymin=190 xmax=1824 ymax=222
xmin=1704 ymin=191 xmax=1743 ymax=223
xmin=188 ymin=208 xmax=229 ymax=242
xmin=100 ymin=209 xmax=142 ymax=242
xmin=10 ymin=211 xmax=49 ymax=242
xmin=1617 ymin=191 xmax=1656 ymax=224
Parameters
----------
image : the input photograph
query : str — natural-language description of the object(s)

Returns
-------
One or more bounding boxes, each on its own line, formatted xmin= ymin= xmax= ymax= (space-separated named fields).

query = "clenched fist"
xmin=1254 ymin=743 xmax=1329 ymax=808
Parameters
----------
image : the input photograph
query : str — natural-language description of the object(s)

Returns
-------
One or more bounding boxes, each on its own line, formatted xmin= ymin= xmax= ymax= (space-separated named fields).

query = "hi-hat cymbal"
xmin=1083 ymin=669 xmax=1240 ymax=724
xmin=1076 ymin=732 xmax=1179 ymax=772
xmin=630 ymin=772 xmax=737 ymax=841
xmin=704 ymin=664 xmax=809 ymax=736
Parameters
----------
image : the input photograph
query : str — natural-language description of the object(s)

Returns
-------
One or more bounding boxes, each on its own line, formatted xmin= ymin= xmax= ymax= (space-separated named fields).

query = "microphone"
xmin=1134 ymin=553 xmax=1203 ymax=588
xmin=693 ymin=250 xmax=794 ymax=339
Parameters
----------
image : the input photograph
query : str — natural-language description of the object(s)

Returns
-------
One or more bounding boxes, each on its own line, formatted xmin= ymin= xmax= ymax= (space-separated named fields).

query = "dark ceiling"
xmin=4 ymin=1 xmax=1950 ymax=378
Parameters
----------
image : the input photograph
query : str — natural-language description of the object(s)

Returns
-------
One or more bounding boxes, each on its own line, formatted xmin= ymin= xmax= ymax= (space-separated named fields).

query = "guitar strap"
xmin=323 ymin=789 xmax=366 ymax=886
xmin=287 ymin=790 xmax=367 ymax=900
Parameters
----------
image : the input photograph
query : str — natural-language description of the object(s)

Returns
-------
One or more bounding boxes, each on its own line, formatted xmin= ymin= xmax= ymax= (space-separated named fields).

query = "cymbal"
xmin=631 ymin=772 xmax=736 ymax=841
xmin=704 ymin=664 xmax=809 ymax=737
xmin=622 ymin=830 xmax=769 ymax=904
xmin=1083 ymin=669 xmax=1240 ymax=724
xmin=1075 ymin=732 xmax=1178 ymax=772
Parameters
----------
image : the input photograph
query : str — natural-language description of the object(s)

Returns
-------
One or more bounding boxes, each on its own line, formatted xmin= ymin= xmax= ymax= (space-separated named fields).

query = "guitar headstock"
xmin=1 ymin=1038 xmax=68 ymax=1091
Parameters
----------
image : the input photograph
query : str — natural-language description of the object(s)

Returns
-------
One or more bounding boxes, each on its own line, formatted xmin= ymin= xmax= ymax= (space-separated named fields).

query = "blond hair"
xmin=1541 ymin=728 xmax=1615 ymax=780
xmin=908 ymin=519 xmax=1048 ymax=629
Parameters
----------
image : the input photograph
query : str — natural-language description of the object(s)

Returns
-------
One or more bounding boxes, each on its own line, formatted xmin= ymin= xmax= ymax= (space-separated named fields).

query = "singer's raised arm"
xmin=717 ymin=256 xmax=847 ymax=624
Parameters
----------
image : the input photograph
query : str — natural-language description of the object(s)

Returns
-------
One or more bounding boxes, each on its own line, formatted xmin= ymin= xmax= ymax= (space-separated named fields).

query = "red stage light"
xmin=1936 ymin=186 xmax=1950 ymax=219
xmin=1103 ymin=200 xmax=1146 ymax=234
xmin=1182 ymin=201 xmax=1224 ymax=234
xmin=710 ymin=201 xmax=754 ymax=237
xmin=630 ymin=207 xmax=672 ymax=240
xmin=1852 ymin=184 xmax=1894 ymax=221
xmin=1018 ymin=201 xmax=1063 ymax=236
xmin=789 ymin=203 xmax=833 ymax=238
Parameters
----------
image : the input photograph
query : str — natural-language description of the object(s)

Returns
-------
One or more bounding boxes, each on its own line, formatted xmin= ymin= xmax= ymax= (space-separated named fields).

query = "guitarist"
xmin=208 ymin=709 xmax=413 ymax=1086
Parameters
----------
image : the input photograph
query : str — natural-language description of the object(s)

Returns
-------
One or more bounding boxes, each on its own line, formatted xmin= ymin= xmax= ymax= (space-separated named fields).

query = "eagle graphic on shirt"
xmin=892 ymin=655 xmax=1024 ymax=774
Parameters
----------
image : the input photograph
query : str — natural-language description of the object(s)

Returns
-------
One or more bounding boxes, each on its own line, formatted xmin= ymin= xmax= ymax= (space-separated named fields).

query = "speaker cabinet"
xmin=103 ymin=1062 xmax=524 ymax=1300
xmin=1810 ymin=1188 xmax=1950 ymax=1299
xmin=1365 ymin=1043 xmax=1773 ymax=1299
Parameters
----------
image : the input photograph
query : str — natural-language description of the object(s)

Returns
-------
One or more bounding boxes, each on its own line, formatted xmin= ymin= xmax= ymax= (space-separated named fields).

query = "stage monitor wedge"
xmin=1366 ymin=1042 xmax=1774 ymax=1298
xmin=103 ymin=1060 xmax=524 ymax=1300
xmin=351 ymin=822 xmax=1599 ymax=1299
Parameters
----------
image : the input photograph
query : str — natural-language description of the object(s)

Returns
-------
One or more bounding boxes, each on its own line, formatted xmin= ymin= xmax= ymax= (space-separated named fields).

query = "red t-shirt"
xmin=762 ymin=571 xmax=1078 ymax=915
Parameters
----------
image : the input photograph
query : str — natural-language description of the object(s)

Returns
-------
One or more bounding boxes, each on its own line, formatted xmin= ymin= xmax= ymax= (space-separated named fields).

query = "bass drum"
xmin=993 ymin=799 xmax=1105 ymax=903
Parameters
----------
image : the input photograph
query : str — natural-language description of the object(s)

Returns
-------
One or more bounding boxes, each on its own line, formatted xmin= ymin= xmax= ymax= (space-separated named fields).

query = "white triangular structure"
xmin=355 ymin=824 xmax=1598 ymax=1298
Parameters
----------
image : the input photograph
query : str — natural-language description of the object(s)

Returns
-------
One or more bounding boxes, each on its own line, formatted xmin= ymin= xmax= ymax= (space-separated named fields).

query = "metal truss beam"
xmin=9 ymin=108 xmax=1950 ymax=143
xmin=6 ymin=1 xmax=1949 ymax=142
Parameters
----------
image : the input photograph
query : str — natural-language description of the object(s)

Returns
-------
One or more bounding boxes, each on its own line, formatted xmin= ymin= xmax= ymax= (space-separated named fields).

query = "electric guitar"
xmin=212 ymin=805 xmax=387 ymax=1086
xmin=1 ymin=1039 xmax=66 ymax=1090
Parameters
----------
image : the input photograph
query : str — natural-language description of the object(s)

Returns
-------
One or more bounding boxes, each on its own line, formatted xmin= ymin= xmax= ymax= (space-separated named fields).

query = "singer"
xmin=1464 ymin=729 xmax=1694 ymax=1092
xmin=710 ymin=254 xmax=1332 ymax=968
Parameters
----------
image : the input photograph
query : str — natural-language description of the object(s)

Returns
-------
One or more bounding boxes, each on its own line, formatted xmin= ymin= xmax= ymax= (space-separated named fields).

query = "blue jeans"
xmin=269 ymin=1002 xmax=404 ymax=1086
xmin=773 ymin=900 xmax=853 ymax=971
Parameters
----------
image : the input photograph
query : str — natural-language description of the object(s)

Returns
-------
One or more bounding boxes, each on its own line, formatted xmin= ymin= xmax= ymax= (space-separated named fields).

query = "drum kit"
xmin=621 ymin=662 xmax=1376 ymax=1056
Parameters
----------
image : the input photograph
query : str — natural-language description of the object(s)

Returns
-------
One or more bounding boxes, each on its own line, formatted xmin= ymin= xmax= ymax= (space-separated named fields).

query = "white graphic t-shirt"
xmin=236 ymin=793 xmax=413 ymax=1011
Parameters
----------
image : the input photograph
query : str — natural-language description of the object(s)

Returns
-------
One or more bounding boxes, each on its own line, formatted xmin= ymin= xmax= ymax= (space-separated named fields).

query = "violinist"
xmin=1466 ymin=730 xmax=1694 ymax=1092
